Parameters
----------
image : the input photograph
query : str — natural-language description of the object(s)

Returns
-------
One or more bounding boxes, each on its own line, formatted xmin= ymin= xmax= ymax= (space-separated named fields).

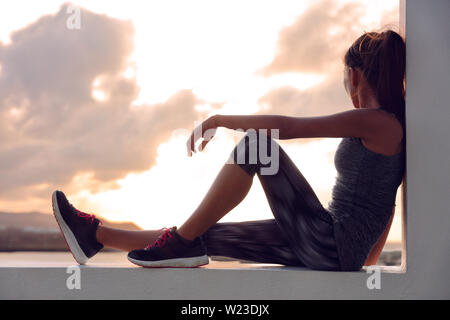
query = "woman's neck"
xmin=357 ymin=87 xmax=381 ymax=109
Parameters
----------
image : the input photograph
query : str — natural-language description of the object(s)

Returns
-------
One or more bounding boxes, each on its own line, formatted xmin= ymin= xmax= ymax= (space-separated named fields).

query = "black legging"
xmin=201 ymin=131 xmax=341 ymax=271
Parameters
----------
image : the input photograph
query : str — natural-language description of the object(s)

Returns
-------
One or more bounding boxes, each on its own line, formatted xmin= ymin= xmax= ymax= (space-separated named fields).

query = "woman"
xmin=52 ymin=29 xmax=406 ymax=271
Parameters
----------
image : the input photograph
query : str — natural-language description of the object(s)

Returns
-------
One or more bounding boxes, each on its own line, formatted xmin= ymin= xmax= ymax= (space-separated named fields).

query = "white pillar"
xmin=404 ymin=0 xmax=450 ymax=296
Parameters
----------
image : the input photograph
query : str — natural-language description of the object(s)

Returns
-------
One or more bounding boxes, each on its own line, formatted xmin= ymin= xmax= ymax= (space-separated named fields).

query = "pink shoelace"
xmin=145 ymin=227 xmax=174 ymax=250
xmin=71 ymin=204 xmax=101 ymax=225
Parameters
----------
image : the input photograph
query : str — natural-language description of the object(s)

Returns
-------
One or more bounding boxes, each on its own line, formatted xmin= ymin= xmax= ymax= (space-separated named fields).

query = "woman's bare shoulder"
xmin=363 ymin=110 xmax=404 ymax=156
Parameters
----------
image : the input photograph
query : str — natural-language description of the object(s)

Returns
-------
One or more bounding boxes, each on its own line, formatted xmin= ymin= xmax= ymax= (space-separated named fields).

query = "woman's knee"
xmin=227 ymin=130 xmax=280 ymax=176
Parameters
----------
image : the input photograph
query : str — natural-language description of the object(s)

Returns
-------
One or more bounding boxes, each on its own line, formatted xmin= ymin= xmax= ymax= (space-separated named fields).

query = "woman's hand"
xmin=186 ymin=115 xmax=219 ymax=157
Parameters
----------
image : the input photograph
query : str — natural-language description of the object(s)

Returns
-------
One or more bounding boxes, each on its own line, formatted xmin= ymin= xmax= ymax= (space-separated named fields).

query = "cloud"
xmin=379 ymin=5 xmax=400 ymax=32
xmin=255 ymin=0 xmax=400 ymax=121
xmin=256 ymin=0 xmax=366 ymax=76
xmin=0 ymin=4 xmax=204 ymax=201
xmin=257 ymin=72 xmax=350 ymax=117
xmin=254 ymin=0 xmax=369 ymax=135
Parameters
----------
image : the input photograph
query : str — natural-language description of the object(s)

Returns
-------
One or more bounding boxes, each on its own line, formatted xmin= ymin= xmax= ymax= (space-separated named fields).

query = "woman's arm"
xmin=187 ymin=114 xmax=290 ymax=156
xmin=364 ymin=207 xmax=395 ymax=266
xmin=216 ymin=109 xmax=389 ymax=140
xmin=216 ymin=114 xmax=291 ymax=138
xmin=187 ymin=109 xmax=390 ymax=155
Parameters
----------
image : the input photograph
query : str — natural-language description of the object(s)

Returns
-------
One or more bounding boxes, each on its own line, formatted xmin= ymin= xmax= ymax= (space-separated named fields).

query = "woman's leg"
xmin=202 ymin=219 xmax=303 ymax=266
xmin=176 ymin=162 xmax=253 ymax=241
xmin=251 ymin=134 xmax=341 ymax=270
xmin=182 ymin=131 xmax=341 ymax=270
xmin=96 ymin=226 xmax=166 ymax=252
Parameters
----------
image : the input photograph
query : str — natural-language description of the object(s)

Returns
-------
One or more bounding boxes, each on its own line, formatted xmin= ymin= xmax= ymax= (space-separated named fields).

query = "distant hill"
xmin=0 ymin=211 xmax=142 ymax=251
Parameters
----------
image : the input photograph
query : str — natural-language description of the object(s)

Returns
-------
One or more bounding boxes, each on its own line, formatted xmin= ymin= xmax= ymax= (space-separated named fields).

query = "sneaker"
xmin=51 ymin=190 xmax=103 ymax=265
xmin=127 ymin=226 xmax=209 ymax=268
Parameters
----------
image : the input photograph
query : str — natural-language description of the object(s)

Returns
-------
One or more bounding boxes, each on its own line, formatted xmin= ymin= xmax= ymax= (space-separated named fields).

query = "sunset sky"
xmin=0 ymin=0 xmax=403 ymax=242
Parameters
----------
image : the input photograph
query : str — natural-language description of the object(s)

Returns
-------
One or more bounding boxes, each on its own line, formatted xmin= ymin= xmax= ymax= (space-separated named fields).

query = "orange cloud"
xmin=257 ymin=0 xmax=366 ymax=76
xmin=0 ymin=4 xmax=205 ymax=201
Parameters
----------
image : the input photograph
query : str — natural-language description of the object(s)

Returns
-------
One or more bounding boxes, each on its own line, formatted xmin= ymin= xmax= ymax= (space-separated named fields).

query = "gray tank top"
xmin=327 ymin=136 xmax=406 ymax=271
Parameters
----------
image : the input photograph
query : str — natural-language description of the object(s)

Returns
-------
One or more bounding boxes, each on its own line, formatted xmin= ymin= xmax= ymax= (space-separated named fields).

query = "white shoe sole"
xmin=127 ymin=254 xmax=209 ymax=268
xmin=52 ymin=191 xmax=88 ymax=265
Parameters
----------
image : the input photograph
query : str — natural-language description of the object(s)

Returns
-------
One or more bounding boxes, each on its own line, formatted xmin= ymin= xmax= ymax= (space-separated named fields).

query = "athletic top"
xmin=327 ymin=134 xmax=406 ymax=271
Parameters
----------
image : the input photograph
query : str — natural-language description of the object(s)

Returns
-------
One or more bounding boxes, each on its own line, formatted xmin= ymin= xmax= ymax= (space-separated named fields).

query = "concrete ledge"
xmin=0 ymin=252 xmax=406 ymax=300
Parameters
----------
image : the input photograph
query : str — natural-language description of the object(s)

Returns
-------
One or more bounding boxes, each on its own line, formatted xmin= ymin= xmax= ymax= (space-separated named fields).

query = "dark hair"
xmin=344 ymin=29 xmax=406 ymax=149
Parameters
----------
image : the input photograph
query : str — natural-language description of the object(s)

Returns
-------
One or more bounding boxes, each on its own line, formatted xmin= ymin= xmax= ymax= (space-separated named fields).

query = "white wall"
xmin=403 ymin=0 xmax=450 ymax=296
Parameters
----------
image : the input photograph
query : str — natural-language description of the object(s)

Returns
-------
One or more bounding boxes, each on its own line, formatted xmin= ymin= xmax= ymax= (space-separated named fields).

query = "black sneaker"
xmin=127 ymin=226 xmax=209 ymax=268
xmin=51 ymin=190 xmax=103 ymax=265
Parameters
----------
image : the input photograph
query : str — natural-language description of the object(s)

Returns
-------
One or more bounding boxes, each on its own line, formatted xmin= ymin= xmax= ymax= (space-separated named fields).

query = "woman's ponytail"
xmin=344 ymin=29 xmax=406 ymax=147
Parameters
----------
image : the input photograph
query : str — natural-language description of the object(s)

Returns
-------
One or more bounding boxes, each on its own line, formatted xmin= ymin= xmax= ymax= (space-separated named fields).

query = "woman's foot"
xmin=127 ymin=226 xmax=209 ymax=268
xmin=51 ymin=190 xmax=104 ymax=265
